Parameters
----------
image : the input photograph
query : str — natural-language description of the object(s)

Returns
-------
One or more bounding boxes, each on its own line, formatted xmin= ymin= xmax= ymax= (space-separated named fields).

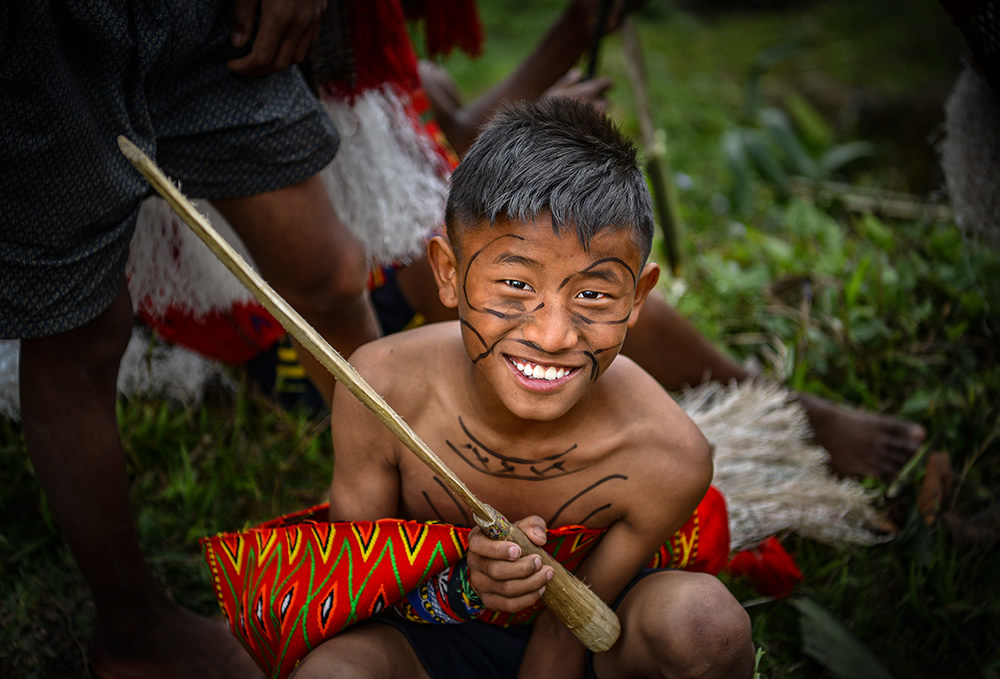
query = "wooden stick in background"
xmin=621 ymin=14 xmax=684 ymax=277
xmin=117 ymin=136 xmax=621 ymax=653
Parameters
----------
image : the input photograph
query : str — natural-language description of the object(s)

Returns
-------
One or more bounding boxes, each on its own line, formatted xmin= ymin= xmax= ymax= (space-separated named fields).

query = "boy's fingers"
xmin=478 ymin=588 xmax=546 ymax=614
xmin=471 ymin=565 xmax=554 ymax=612
xmin=513 ymin=516 xmax=548 ymax=547
xmin=469 ymin=551 xmax=543 ymax=583
xmin=468 ymin=528 xmax=521 ymax=560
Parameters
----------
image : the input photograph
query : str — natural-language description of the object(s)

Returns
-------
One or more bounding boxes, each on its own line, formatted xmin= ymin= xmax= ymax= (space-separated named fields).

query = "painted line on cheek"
xmin=584 ymin=351 xmax=599 ymax=383
xmin=571 ymin=310 xmax=631 ymax=326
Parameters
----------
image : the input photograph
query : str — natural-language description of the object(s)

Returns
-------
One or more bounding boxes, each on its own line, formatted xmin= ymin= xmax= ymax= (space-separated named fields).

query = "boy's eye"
xmin=503 ymin=279 xmax=533 ymax=292
xmin=577 ymin=290 xmax=608 ymax=300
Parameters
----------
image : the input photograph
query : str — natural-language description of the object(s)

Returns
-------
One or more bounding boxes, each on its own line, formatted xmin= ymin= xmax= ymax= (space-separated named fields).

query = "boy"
xmin=293 ymin=98 xmax=754 ymax=679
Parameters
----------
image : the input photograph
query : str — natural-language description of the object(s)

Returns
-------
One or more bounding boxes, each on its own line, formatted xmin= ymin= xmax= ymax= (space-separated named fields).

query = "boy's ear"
xmin=427 ymin=235 xmax=460 ymax=309
xmin=627 ymin=261 xmax=661 ymax=328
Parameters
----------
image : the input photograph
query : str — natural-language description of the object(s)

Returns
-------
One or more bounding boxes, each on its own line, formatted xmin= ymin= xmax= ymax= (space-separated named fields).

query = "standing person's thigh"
xmin=592 ymin=571 xmax=754 ymax=679
xmin=152 ymin=24 xmax=377 ymax=371
xmin=290 ymin=622 xmax=431 ymax=679
xmin=212 ymin=174 xmax=369 ymax=312
xmin=149 ymin=7 xmax=353 ymax=295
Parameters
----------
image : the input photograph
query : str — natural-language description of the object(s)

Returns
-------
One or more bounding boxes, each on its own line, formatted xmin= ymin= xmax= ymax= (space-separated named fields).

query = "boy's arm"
xmin=469 ymin=416 xmax=712 ymax=677
xmin=525 ymin=438 xmax=711 ymax=678
xmin=328 ymin=347 xmax=403 ymax=522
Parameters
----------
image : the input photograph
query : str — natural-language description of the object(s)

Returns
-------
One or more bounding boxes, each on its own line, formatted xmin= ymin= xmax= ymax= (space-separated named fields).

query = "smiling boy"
xmin=293 ymin=98 xmax=753 ymax=679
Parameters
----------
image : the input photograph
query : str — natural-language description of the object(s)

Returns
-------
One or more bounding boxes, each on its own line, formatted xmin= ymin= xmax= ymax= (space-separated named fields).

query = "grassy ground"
xmin=3 ymin=1 xmax=999 ymax=677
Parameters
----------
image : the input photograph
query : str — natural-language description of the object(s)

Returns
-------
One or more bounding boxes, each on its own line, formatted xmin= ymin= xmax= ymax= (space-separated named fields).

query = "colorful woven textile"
xmin=200 ymin=486 xmax=729 ymax=678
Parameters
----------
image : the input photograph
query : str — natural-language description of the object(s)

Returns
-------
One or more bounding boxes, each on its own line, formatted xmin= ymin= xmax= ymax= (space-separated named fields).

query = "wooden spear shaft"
xmin=621 ymin=14 xmax=684 ymax=277
xmin=118 ymin=136 xmax=621 ymax=653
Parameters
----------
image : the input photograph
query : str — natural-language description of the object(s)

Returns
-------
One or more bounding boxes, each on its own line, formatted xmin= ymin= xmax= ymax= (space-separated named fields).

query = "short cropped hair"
xmin=445 ymin=97 xmax=655 ymax=263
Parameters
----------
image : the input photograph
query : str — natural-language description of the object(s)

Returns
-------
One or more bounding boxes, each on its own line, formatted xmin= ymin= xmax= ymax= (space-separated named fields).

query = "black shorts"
xmin=372 ymin=568 xmax=662 ymax=679
xmin=0 ymin=1 xmax=338 ymax=338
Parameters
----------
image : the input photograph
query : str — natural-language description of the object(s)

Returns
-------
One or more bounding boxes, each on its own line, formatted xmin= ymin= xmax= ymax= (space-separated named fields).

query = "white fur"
xmin=319 ymin=86 xmax=449 ymax=264
xmin=939 ymin=64 xmax=1000 ymax=248
xmin=679 ymin=380 xmax=884 ymax=551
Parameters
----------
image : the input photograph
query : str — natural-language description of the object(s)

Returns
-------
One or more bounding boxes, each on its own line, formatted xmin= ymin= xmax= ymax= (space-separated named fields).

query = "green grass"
xmin=3 ymin=1 xmax=999 ymax=677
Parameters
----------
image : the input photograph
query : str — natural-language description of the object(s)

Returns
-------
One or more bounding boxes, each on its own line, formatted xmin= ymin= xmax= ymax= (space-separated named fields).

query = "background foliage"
xmin=3 ymin=1 xmax=998 ymax=676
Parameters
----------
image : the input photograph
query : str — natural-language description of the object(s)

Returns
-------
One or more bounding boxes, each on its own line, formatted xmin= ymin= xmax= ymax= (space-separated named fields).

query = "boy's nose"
xmin=521 ymin=302 xmax=579 ymax=353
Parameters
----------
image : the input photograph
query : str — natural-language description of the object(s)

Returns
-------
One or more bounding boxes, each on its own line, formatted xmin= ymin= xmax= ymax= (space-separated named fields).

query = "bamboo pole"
xmin=786 ymin=177 xmax=954 ymax=222
xmin=621 ymin=15 xmax=684 ymax=276
xmin=117 ymin=136 xmax=621 ymax=653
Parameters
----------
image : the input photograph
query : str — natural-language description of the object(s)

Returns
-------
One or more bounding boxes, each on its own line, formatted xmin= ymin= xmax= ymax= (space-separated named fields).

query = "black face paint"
xmin=459 ymin=232 xmax=636 ymax=382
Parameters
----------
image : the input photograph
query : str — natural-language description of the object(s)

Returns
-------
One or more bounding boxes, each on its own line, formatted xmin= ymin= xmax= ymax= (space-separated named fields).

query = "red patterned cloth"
xmin=201 ymin=486 xmax=730 ymax=679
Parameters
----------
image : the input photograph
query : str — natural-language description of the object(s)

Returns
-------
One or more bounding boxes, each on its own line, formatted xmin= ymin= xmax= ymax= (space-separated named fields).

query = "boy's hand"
xmin=467 ymin=516 xmax=555 ymax=613
xmin=229 ymin=0 xmax=326 ymax=75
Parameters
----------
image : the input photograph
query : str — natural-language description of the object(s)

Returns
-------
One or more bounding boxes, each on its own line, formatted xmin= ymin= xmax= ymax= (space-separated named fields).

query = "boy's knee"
xmin=641 ymin=574 xmax=754 ymax=679
xmin=290 ymin=624 xmax=417 ymax=679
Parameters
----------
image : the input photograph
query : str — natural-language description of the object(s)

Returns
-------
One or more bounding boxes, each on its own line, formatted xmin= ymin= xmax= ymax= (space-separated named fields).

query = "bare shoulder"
xmin=599 ymin=357 xmax=712 ymax=510
xmin=344 ymin=322 xmax=465 ymax=404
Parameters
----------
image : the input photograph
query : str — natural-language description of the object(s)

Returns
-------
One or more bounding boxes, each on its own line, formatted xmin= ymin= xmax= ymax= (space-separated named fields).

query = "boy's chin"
xmin=496 ymin=390 xmax=581 ymax=423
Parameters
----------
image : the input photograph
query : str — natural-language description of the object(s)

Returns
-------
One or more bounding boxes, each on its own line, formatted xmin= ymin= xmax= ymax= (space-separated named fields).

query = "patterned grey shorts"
xmin=0 ymin=1 xmax=339 ymax=338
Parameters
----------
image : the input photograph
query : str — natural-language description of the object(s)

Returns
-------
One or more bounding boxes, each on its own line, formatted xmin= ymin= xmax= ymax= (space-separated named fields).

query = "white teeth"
xmin=513 ymin=359 xmax=570 ymax=381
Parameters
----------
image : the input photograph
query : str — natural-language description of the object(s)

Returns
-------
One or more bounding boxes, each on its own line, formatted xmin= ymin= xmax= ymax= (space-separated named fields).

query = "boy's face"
xmin=429 ymin=214 xmax=659 ymax=422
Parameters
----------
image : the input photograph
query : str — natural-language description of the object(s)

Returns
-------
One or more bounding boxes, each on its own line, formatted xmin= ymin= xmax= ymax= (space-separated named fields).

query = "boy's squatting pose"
xmin=290 ymin=98 xmax=754 ymax=678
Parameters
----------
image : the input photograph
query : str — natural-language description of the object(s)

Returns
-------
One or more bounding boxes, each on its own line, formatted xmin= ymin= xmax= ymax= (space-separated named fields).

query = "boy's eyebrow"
xmin=559 ymin=258 xmax=637 ymax=289
xmin=493 ymin=252 xmax=540 ymax=267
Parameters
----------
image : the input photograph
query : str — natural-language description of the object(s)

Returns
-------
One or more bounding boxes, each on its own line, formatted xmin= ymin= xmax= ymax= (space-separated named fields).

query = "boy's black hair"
xmin=445 ymin=97 xmax=655 ymax=263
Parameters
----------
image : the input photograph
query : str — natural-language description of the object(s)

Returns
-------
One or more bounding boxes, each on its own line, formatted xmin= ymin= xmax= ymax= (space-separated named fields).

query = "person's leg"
xmin=20 ymin=279 xmax=260 ymax=679
xmin=621 ymin=292 xmax=747 ymax=388
xmin=290 ymin=622 xmax=431 ymax=679
xmin=213 ymin=173 xmax=381 ymax=404
xmin=592 ymin=571 xmax=754 ymax=679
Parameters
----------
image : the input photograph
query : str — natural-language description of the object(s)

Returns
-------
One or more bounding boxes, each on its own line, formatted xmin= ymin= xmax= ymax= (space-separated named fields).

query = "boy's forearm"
xmin=517 ymin=610 xmax=588 ymax=679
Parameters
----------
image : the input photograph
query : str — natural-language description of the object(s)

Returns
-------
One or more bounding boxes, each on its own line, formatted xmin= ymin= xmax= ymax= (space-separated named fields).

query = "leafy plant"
xmin=722 ymin=41 xmax=876 ymax=213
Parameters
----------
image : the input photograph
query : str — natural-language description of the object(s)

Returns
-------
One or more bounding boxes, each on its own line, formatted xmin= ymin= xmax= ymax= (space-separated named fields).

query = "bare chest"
xmin=396 ymin=414 xmax=637 ymax=529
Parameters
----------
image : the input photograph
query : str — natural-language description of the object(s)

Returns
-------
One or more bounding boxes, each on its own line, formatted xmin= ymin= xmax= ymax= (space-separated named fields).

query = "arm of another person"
xmin=430 ymin=0 xmax=618 ymax=156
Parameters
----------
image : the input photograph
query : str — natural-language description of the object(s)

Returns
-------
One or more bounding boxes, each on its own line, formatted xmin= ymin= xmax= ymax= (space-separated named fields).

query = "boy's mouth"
xmin=507 ymin=356 xmax=576 ymax=382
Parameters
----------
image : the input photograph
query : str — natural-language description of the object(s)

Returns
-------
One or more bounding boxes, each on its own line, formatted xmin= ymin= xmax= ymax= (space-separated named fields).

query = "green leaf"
xmin=785 ymin=92 xmax=835 ymax=151
xmin=789 ymin=597 xmax=895 ymax=679
xmin=899 ymin=388 xmax=938 ymax=416
xmin=820 ymin=141 xmax=877 ymax=177
xmin=844 ymin=252 xmax=872 ymax=308
xmin=758 ymin=107 xmax=819 ymax=179
xmin=743 ymin=128 xmax=789 ymax=197
xmin=722 ymin=128 xmax=751 ymax=213
xmin=858 ymin=214 xmax=895 ymax=251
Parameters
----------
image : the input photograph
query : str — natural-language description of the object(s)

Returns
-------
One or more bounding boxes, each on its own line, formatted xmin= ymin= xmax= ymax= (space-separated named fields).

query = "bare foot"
xmin=797 ymin=393 xmax=926 ymax=480
xmin=91 ymin=606 xmax=262 ymax=679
